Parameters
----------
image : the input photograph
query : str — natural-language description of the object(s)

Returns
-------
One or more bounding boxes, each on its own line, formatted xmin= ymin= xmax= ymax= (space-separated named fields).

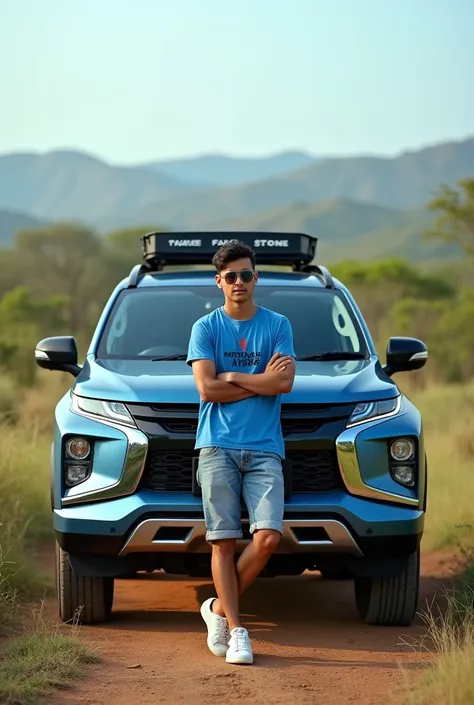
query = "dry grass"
xmin=0 ymin=426 xmax=52 ymax=601
xmin=398 ymin=551 xmax=474 ymax=705
xmin=17 ymin=370 xmax=70 ymax=435
xmin=0 ymin=371 xmax=97 ymax=703
xmin=0 ymin=375 xmax=22 ymax=425
xmin=405 ymin=380 xmax=474 ymax=552
xmin=0 ymin=375 xmax=63 ymax=636
xmin=0 ymin=555 xmax=18 ymax=637
xmin=0 ymin=608 xmax=98 ymax=705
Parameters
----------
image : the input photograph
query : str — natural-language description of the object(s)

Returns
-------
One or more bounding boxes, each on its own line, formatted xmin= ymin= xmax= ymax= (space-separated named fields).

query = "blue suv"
xmin=35 ymin=232 xmax=428 ymax=627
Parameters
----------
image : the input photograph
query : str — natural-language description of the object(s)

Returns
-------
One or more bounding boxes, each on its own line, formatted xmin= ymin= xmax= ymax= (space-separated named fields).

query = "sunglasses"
xmin=221 ymin=269 xmax=255 ymax=285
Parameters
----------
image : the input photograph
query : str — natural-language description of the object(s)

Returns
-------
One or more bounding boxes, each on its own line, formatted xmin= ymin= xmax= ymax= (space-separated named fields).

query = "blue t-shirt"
xmin=187 ymin=305 xmax=295 ymax=458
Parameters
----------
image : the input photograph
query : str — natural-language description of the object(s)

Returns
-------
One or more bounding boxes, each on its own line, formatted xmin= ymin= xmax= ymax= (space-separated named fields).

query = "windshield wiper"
xmin=151 ymin=354 xmax=188 ymax=361
xmin=296 ymin=351 xmax=368 ymax=361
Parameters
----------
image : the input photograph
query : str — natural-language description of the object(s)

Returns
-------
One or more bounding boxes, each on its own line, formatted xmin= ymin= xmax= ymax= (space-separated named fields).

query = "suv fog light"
xmin=390 ymin=438 xmax=415 ymax=462
xmin=391 ymin=465 xmax=415 ymax=487
xmin=66 ymin=437 xmax=91 ymax=460
xmin=65 ymin=464 xmax=90 ymax=486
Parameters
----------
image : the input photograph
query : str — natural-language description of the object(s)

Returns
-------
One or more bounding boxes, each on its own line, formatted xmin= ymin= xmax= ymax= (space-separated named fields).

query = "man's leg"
xmin=212 ymin=450 xmax=283 ymax=614
xmin=215 ymin=450 xmax=283 ymax=665
xmin=211 ymin=529 xmax=280 ymax=620
xmin=197 ymin=447 xmax=243 ymax=655
xmin=210 ymin=537 xmax=255 ymax=665
xmin=210 ymin=539 xmax=240 ymax=630
xmin=236 ymin=529 xmax=281 ymax=593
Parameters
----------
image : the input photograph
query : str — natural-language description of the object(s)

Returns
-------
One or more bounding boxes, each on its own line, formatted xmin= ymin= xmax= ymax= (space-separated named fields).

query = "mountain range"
xmin=132 ymin=137 xmax=474 ymax=232
xmin=0 ymin=150 xmax=196 ymax=225
xmin=0 ymin=136 xmax=472 ymax=263
xmin=140 ymin=151 xmax=316 ymax=187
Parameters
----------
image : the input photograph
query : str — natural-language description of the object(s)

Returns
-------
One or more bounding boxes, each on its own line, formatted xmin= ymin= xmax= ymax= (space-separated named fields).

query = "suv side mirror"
xmin=384 ymin=337 xmax=428 ymax=377
xmin=35 ymin=336 xmax=82 ymax=378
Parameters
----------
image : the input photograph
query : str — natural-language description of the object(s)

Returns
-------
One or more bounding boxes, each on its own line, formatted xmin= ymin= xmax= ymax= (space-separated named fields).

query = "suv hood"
xmin=73 ymin=358 xmax=398 ymax=405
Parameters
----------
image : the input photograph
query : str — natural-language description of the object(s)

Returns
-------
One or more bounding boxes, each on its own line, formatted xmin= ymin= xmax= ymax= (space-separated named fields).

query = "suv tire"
xmin=56 ymin=544 xmax=114 ymax=624
xmin=354 ymin=549 xmax=420 ymax=626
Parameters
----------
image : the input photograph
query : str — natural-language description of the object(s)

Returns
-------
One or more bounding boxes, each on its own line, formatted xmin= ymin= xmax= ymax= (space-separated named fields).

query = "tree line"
xmin=0 ymin=179 xmax=472 ymax=387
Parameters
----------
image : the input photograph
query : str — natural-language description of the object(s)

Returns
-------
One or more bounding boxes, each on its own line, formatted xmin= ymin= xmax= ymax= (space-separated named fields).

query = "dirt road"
xmin=47 ymin=552 xmax=454 ymax=705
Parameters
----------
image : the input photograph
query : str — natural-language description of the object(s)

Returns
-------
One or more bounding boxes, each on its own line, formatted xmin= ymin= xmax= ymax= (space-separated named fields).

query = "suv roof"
xmin=131 ymin=269 xmax=334 ymax=289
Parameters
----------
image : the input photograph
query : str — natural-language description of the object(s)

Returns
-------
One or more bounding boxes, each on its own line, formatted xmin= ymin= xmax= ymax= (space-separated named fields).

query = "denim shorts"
xmin=196 ymin=447 xmax=284 ymax=542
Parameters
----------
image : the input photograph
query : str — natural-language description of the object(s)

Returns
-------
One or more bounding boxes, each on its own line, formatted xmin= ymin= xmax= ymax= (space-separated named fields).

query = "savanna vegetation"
xmin=0 ymin=179 xmax=473 ymax=703
xmin=397 ymin=550 xmax=474 ymax=705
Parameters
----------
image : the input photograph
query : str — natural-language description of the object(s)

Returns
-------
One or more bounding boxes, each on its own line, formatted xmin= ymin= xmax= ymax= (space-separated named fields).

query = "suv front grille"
xmin=142 ymin=451 xmax=194 ymax=492
xmin=141 ymin=449 xmax=342 ymax=494
xmin=289 ymin=450 xmax=341 ymax=492
xmin=159 ymin=419 xmax=198 ymax=434
xmin=156 ymin=418 xmax=324 ymax=436
xmin=127 ymin=402 xmax=355 ymax=439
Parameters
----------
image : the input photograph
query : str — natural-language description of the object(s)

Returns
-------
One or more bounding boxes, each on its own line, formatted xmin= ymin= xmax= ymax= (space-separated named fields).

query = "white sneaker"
xmin=226 ymin=627 xmax=254 ymax=665
xmin=200 ymin=598 xmax=229 ymax=657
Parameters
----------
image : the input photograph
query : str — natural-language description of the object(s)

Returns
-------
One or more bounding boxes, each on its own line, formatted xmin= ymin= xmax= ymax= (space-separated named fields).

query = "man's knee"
xmin=253 ymin=529 xmax=281 ymax=555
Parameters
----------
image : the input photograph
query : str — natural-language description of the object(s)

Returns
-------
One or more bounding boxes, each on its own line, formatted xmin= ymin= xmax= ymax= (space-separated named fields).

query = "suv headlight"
xmin=64 ymin=436 xmax=93 ymax=486
xmin=388 ymin=437 xmax=417 ymax=488
xmin=390 ymin=438 xmax=415 ymax=462
xmin=347 ymin=396 xmax=401 ymax=428
xmin=71 ymin=394 xmax=135 ymax=427
xmin=66 ymin=437 xmax=91 ymax=460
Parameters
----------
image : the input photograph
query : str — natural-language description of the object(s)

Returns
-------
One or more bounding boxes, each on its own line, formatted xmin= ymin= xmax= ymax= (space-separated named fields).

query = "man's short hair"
xmin=212 ymin=240 xmax=256 ymax=272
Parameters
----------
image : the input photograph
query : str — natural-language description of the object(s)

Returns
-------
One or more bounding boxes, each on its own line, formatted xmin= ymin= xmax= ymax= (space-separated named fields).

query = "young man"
xmin=186 ymin=240 xmax=296 ymax=665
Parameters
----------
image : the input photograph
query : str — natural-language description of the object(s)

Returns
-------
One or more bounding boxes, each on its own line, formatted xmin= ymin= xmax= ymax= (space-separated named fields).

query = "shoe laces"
xmin=215 ymin=617 xmax=229 ymax=642
xmin=231 ymin=627 xmax=248 ymax=651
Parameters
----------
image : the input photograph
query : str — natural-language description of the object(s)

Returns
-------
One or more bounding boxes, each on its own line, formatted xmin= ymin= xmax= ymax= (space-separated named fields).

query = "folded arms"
xmin=191 ymin=353 xmax=295 ymax=403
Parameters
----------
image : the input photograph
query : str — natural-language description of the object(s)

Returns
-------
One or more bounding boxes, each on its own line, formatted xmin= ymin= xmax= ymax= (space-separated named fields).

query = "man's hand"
xmin=219 ymin=352 xmax=296 ymax=396
xmin=218 ymin=353 xmax=292 ymax=386
xmin=265 ymin=352 xmax=293 ymax=373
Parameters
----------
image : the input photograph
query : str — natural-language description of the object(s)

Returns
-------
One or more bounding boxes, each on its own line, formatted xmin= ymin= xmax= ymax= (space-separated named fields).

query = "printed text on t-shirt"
xmin=224 ymin=351 xmax=262 ymax=367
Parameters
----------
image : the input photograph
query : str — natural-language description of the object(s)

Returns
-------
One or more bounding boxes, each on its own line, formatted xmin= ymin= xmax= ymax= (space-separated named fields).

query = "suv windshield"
xmin=96 ymin=286 xmax=369 ymax=360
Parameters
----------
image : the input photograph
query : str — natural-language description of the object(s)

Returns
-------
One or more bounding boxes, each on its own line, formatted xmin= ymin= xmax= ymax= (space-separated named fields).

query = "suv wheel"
xmin=56 ymin=544 xmax=114 ymax=624
xmin=354 ymin=549 xmax=420 ymax=626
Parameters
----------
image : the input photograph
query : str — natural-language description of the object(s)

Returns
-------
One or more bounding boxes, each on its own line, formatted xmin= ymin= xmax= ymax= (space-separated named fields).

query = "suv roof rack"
xmin=141 ymin=231 xmax=317 ymax=268
xmin=127 ymin=230 xmax=334 ymax=288
xmin=299 ymin=264 xmax=334 ymax=289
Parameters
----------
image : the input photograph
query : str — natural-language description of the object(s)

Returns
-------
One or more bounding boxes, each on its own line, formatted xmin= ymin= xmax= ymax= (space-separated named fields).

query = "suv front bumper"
xmin=54 ymin=488 xmax=424 ymax=557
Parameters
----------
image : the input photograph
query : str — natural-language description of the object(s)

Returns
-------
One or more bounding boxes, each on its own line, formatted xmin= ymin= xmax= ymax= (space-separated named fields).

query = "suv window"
xmin=96 ymin=286 xmax=368 ymax=360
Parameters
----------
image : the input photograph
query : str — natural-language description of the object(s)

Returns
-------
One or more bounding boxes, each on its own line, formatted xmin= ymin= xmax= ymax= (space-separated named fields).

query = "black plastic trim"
xmin=55 ymin=531 xmax=125 ymax=556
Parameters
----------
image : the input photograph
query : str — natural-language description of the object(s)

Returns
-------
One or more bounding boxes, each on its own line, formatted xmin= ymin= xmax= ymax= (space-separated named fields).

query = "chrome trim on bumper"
xmin=62 ymin=417 xmax=148 ymax=507
xmin=336 ymin=406 xmax=419 ymax=507
xmin=118 ymin=518 xmax=363 ymax=556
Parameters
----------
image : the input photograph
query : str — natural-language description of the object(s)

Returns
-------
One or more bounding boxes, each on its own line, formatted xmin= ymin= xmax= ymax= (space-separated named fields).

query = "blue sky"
xmin=1 ymin=0 xmax=473 ymax=163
